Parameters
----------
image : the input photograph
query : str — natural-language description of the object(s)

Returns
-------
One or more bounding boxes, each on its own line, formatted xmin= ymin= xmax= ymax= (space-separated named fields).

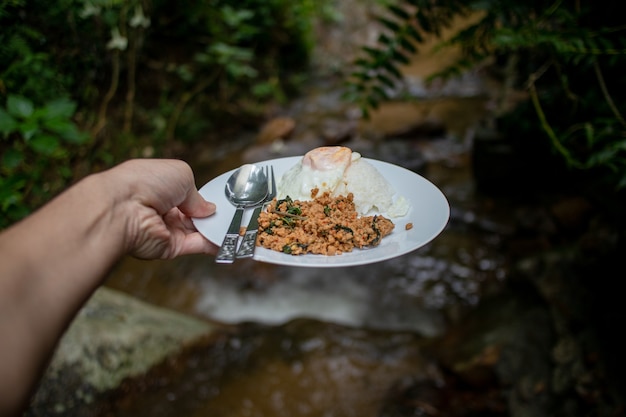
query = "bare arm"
xmin=0 ymin=159 xmax=217 ymax=416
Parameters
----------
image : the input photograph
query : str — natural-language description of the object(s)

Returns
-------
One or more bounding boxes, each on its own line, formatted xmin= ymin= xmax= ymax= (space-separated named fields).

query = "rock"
xmin=26 ymin=287 xmax=219 ymax=415
xmin=320 ymin=118 xmax=356 ymax=145
xmin=255 ymin=117 xmax=296 ymax=144
xmin=86 ymin=319 xmax=438 ymax=417
xmin=549 ymin=196 xmax=593 ymax=234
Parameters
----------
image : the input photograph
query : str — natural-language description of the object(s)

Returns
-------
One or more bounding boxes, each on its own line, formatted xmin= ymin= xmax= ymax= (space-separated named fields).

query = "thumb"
xmin=178 ymin=189 xmax=216 ymax=219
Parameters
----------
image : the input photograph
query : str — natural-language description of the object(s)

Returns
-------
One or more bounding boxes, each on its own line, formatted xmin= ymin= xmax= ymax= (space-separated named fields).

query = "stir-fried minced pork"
xmin=256 ymin=191 xmax=394 ymax=256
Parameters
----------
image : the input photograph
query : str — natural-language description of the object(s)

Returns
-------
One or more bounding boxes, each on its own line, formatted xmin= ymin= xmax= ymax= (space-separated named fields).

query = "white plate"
xmin=192 ymin=156 xmax=449 ymax=267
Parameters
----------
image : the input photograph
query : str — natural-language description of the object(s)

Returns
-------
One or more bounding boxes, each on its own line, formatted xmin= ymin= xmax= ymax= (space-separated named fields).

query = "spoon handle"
xmin=215 ymin=206 xmax=244 ymax=263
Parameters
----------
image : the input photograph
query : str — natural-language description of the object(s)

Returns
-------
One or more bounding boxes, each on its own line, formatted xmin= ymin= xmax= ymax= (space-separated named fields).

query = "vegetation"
xmin=0 ymin=0 xmax=323 ymax=228
xmin=344 ymin=0 xmax=626 ymax=190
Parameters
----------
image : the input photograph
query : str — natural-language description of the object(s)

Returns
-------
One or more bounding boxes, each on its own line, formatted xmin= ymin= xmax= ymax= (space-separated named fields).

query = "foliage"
xmin=0 ymin=95 xmax=90 ymax=228
xmin=344 ymin=0 xmax=626 ymax=189
xmin=0 ymin=0 xmax=323 ymax=228
xmin=149 ymin=0 xmax=319 ymax=142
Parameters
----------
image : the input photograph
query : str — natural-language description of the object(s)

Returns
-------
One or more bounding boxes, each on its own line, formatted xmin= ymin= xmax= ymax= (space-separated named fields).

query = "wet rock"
xmin=471 ymin=124 xmax=574 ymax=196
xmin=255 ymin=117 xmax=296 ymax=144
xmin=378 ymin=371 xmax=508 ymax=417
xmin=375 ymin=274 xmax=569 ymax=417
xmin=471 ymin=131 xmax=518 ymax=194
xmin=549 ymin=196 xmax=593 ymax=234
xmin=508 ymin=247 xmax=626 ymax=416
xmin=385 ymin=119 xmax=447 ymax=140
xmin=87 ymin=319 xmax=441 ymax=417
xmin=26 ymin=288 xmax=219 ymax=416
xmin=578 ymin=217 xmax=619 ymax=259
xmin=427 ymin=287 xmax=553 ymax=380
xmin=320 ymin=118 xmax=356 ymax=145
xmin=369 ymin=139 xmax=427 ymax=173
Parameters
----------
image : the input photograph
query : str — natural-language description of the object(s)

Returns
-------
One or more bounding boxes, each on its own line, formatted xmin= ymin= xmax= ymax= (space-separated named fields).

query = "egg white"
xmin=278 ymin=150 xmax=359 ymax=201
xmin=278 ymin=162 xmax=341 ymax=200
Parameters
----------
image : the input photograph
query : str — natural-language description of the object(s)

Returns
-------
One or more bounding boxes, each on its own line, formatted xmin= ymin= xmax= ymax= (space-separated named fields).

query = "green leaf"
xmin=406 ymin=25 xmax=423 ymax=43
xmin=363 ymin=46 xmax=384 ymax=61
xmin=251 ymin=81 xmax=275 ymax=99
xmin=376 ymin=73 xmax=396 ymax=88
xmin=41 ymin=117 xmax=89 ymax=144
xmin=382 ymin=61 xmax=403 ymax=79
xmin=0 ymin=183 xmax=25 ymax=211
xmin=226 ymin=62 xmax=257 ymax=78
xmin=18 ymin=119 xmax=40 ymax=140
xmin=28 ymin=133 xmax=61 ymax=156
xmin=62 ymin=126 xmax=91 ymax=145
xmin=399 ymin=36 xmax=417 ymax=53
xmin=0 ymin=108 xmax=18 ymax=136
xmin=58 ymin=165 xmax=72 ymax=178
xmin=7 ymin=95 xmax=34 ymax=119
xmin=41 ymin=97 xmax=77 ymax=120
xmin=388 ymin=5 xmax=410 ymax=20
xmin=366 ymin=95 xmax=380 ymax=109
xmin=351 ymin=71 xmax=371 ymax=81
xmin=392 ymin=49 xmax=411 ymax=65
xmin=378 ymin=34 xmax=394 ymax=47
xmin=193 ymin=52 xmax=212 ymax=65
xmin=377 ymin=17 xmax=400 ymax=32
xmin=372 ymin=85 xmax=389 ymax=100
xmin=1 ymin=148 xmax=24 ymax=171
xmin=43 ymin=118 xmax=76 ymax=135
xmin=416 ymin=13 xmax=432 ymax=33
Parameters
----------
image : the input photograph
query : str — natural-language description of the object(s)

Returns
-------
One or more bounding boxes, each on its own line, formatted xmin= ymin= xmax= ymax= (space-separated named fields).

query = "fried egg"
xmin=278 ymin=146 xmax=356 ymax=200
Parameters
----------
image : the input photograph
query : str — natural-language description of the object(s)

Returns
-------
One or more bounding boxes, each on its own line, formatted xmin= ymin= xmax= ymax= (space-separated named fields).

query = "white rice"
xmin=278 ymin=153 xmax=409 ymax=218
xmin=337 ymin=158 xmax=394 ymax=215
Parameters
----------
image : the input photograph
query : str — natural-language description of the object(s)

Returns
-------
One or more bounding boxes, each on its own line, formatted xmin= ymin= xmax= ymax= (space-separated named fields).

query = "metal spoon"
xmin=215 ymin=164 xmax=268 ymax=263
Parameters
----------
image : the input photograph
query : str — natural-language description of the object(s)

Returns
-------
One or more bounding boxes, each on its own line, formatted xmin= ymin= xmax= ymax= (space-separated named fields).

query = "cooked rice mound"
xmin=336 ymin=157 xmax=396 ymax=215
xmin=257 ymin=190 xmax=395 ymax=256
xmin=278 ymin=147 xmax=409 ymax=217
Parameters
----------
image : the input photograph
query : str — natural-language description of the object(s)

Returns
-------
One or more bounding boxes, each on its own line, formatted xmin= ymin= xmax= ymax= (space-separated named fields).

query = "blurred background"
xmin=2 ymin=0 xmax=625 ymax=416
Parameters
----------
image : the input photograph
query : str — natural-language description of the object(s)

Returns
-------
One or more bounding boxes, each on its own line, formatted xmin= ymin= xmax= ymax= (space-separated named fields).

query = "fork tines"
xmin=261 ymin=165 xmax=276 ymax=207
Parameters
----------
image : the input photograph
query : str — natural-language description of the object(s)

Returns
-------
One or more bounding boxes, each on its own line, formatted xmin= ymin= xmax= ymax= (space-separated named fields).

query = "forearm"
xmin=0 ymin=170 xmax=129 ymax=415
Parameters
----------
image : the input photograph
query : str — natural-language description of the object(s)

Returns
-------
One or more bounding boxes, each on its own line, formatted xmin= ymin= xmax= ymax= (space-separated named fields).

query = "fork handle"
xmin=216 ymin=206 xmax=244 ymax=263
xmin=236 ymin=205 xmax=262 ymax=258
xmin=236 ymin=230 xmax=258 ymax=258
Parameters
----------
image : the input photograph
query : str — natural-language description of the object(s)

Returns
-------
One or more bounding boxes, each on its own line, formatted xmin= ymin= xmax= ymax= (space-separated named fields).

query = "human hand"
xmin=105 ymin=159 xmax=218 ymax=259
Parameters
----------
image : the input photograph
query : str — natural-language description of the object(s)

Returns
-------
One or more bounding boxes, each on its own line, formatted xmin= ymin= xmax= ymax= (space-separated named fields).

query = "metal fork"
xmin=236 ymin=165 xmax=276 ymax=258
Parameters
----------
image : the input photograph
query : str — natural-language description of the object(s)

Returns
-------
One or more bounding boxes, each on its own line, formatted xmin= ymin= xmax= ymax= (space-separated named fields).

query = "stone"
xmin=27 ymin=287 xmax=218 ymax=414
xmin=255 ymin=117 xmax=296 ymax=144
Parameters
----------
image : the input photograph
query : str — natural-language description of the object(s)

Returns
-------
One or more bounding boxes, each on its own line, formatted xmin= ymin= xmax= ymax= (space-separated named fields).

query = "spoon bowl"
xmin=216 ymin=164 xmax=268 ymax=263
xmin=224 ymin=164 xmax=268 ymax=206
